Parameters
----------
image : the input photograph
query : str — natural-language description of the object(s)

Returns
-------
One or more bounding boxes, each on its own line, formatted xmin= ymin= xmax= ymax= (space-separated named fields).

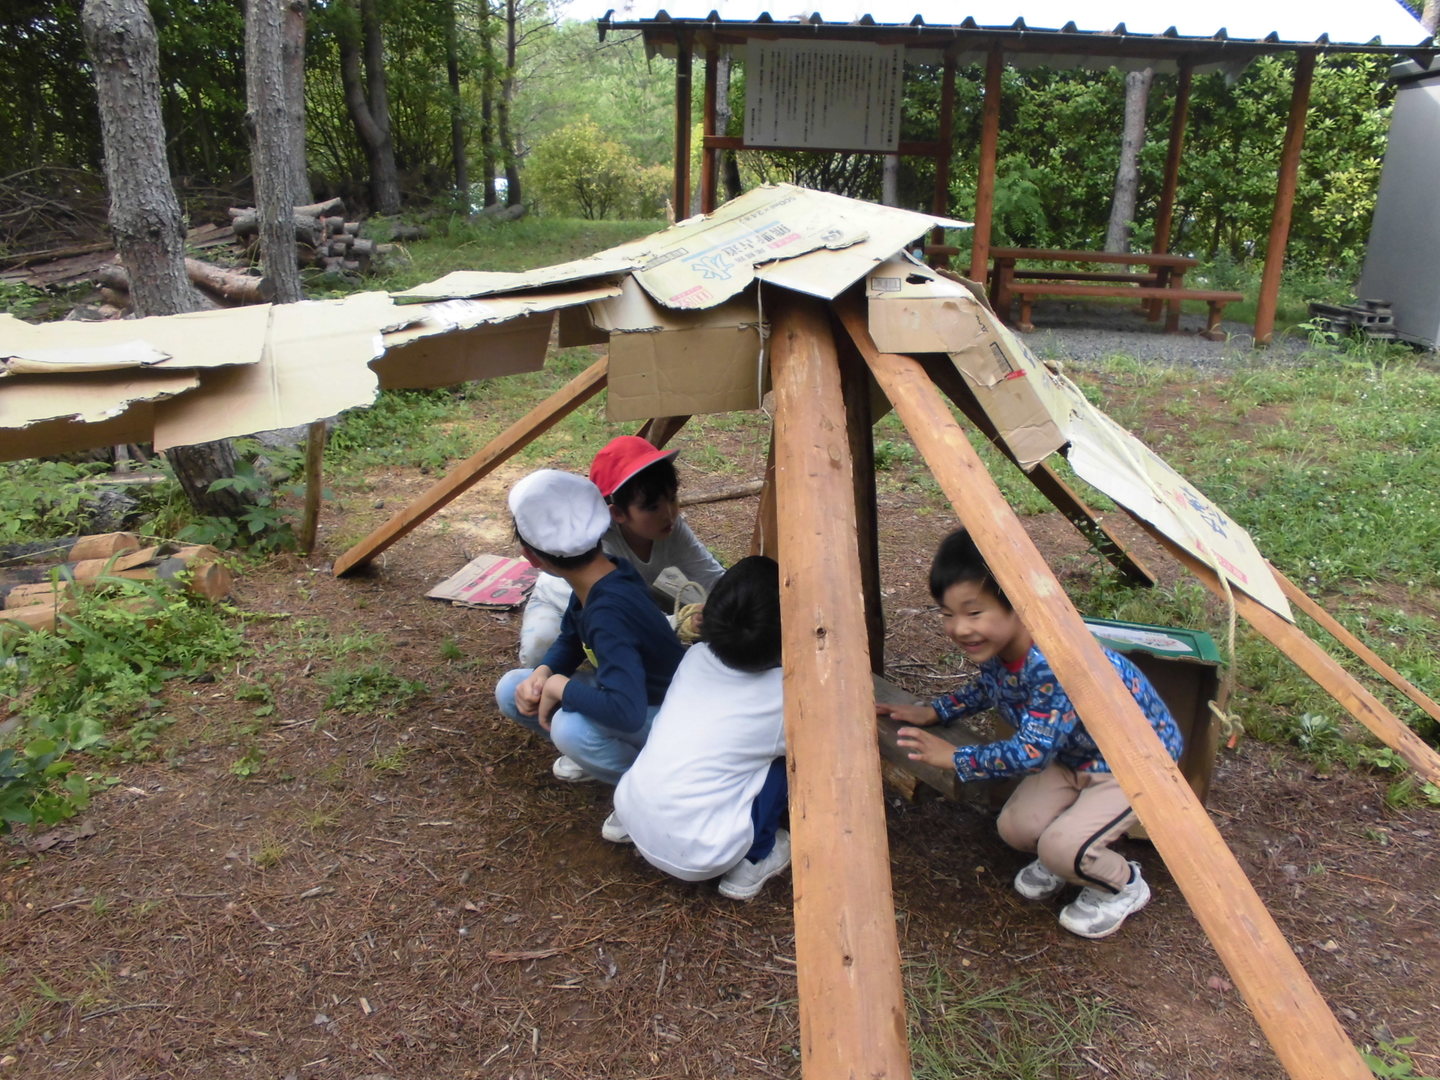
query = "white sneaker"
xmin=551 ymin=755 xmax=592 ymax=783
xmin=1058 ymin=861 xmax=1151 ymax=939
xmin=1013 ymin=858 xmax=1066 ymax=900
xmin=718 ymin=830 xmax=791 ymax=901
xmin=601 ymin=811 xmax=632 ymax=844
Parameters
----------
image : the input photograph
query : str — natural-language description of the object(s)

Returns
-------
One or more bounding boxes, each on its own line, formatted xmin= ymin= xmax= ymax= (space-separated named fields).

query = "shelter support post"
xmin=331 ymin=357 xmax=609 ymax=576
xmin=967 ymin=44 xmax=1003 ymax=280
xmin=1128 ymin=516 xmax=1440 ymax=785
xmin=910 ymin=349 xmax=1157 ymax=587
xmin=299 ymin=419 xmax=328 ymax=554
xmin=1152 ymin=57 xmax=1194 ymax=257
xmin=635 ymin=414 xmax=690 ymax=448
xmin=750 ymin=432 xmax=778 ymax=559
xmin=1272 ymin=566 xmax=1440 ymax=729
xmin=853 ymin=325 xmax=1373 ymax=1080
xmin=1254 ymin=51 xmax=1315 ymax=347
xmin=770 ymin=291 xmax=912 ymax=1080
xmin=928 ymin=56 xmax=957 ymax=264
xmin=673 ymin=33 xmax=693 ymax=218
xmin=835 ymin=324 xmax=886 ymax=671
xmin=701 ymin=48 xmax=718 ymax=214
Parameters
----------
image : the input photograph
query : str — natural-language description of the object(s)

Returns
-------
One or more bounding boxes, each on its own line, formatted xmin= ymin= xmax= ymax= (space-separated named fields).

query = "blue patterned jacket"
xmin=931 ymin=646 xmax=1183 ymax=782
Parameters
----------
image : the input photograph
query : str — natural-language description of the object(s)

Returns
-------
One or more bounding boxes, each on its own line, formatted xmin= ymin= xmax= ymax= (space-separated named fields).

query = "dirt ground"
xmin=3 ymin=395 xmax=1439 ymax=1080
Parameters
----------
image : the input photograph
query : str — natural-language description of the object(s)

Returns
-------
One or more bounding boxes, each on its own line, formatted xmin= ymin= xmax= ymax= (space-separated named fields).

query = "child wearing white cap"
xmin=495 ymin=469 xmax=685 ymax=785
xmin=517 ymin=435 xmax=724 ymax=666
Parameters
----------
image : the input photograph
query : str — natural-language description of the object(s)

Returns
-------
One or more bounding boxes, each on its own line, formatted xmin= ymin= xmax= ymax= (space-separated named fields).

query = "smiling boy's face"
xmin=938 ymin=579 xmax=1031 ymax=665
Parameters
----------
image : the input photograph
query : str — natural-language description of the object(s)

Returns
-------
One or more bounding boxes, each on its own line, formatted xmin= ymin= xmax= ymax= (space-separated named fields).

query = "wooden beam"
xmin=1273 ymin=566 xmax=1440 ymax=729
xmin=674 ymin=34 xmax=694 ymax=218
xmin=835 ymin=323 xmax=885 ymax=671
xmin=851 ymin=317 xmax=1373 ymax=1080
xmin=929 ymin=56 xmax=957 ymax=263
xmin=331 ymin=357 xmax=608 ymax=577
xmin=635 ymin=414 xmax=690 ymax=448
xmin=750 ymin=432 xmax=778 ymax=558
xmin=770 ymin=291 xmax=911 ymax=1080
xmin=1127 ymin=517 xmax=1440 ymax=786
xmin=968 ymin=44 xmax=1003 ymax=280
xmin=1254 ymin=51 xmax=1315 ymax=347
xmin=299 ymin=419 xmax=328 ymax=555
xmin=1152 ymin=56 xmax=1193 ymax=257
xmin=701 ymin=47 xmax=718 ymax=214
xmin=913 ymin=351 xmax=1157 ymax=587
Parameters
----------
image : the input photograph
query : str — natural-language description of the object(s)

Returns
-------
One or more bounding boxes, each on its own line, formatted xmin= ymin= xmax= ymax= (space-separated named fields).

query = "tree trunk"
xmin=716 ymin=53 xmax=742 ymax=200
xmin=283 ymin=0 xmax=312 ymax=204
xmin=246 ymin=0 xmax=305 ymax=303
xmin=81 ymin=0 xmax=257 ymax=518
xmin=80 ymin=0 xmax=204 ymax=317
xmin=881 ymin=154 xmax=899 ymax=207
xmin=498 ymin=0 xmax=521 ymax=206
xmin=480 ymin=2 xmax=498 ymax=207
xmin=445 ymin=0 xmax=470 ymax=206
xmin=1105 ymin=67 xmax=1153 ymax=253
xmin=1423 ymin=0 xmax=1438 ymax=34
xmin=337 ymin=0 xmax=400 ymax=214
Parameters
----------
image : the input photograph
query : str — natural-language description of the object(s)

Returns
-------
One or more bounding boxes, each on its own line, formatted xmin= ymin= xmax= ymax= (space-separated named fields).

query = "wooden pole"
xmin=750 ymin=432 xmax=778 ymax=558
xmin=1254 ymin=51 xmax=1315 ymax=346
xmin=331 ymin=357 xmax=608 ymax=576
xmin=701 ymin=46 xmax=718 ymax=214
xmin=968 ymin=44 xmax=1003 ymax=281
xmin=299 ymin=419 xmax=327 ymax=554
xmin=674 ymin=33 xmax=693 ymax=218
xmin=1126 ymin=517 xmax=1440 ymax=785
xmin=1272 ymin=566 xmax=1440 ymax=729
xmin=835 ymin=324 xmax=885 ymax=671
xmin=929 ymin=55 xmax=957 ymax=264
xmin=1152 ymin=56 xmax=1193 ymax=256
xmin=636 ymin=414 xmax=690 ymax=448
xmin=770 ymin=292 xmax=911 ymax=1080
xmin=851 ymin=319 xmax=1373 ymax=1080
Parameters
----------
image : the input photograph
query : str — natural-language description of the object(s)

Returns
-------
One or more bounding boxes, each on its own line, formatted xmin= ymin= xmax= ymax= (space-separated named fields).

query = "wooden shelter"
xmin=330 ymin=186 xmax=1440 ymax=1080
xmin=597 ymin=0 xmax=1437 ymax=344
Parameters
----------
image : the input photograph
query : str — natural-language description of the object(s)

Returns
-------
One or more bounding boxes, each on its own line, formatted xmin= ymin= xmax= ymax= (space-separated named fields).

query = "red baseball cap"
xmin=589 ymin=435 xmax=679 ymax=499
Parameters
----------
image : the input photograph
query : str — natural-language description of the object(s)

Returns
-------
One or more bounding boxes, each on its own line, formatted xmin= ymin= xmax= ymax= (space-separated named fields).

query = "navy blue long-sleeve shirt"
xmin=539 ymin=559 xmax=683 ymax=734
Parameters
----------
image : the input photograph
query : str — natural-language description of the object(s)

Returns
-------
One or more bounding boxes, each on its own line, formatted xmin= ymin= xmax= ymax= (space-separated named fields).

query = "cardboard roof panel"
xmin=0 ymin=306 xmax=271 ymax=375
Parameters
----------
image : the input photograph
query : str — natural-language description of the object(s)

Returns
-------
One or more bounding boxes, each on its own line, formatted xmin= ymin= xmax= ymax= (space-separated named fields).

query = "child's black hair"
xmin=512 ymin=521 xmax=601 ymax=572
xmin=702 ymin=555 xmax=782 ymax=672
xmin=928 ymin=528 xmax=1010 ymax=609
xmin=610 ymin=456 xmax=679 ymax=512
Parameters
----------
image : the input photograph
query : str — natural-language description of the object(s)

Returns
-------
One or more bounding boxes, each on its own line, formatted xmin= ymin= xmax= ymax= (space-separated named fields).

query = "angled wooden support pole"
xmin=916 ymin=352 xmax=1156 ymax=587
xmin=848 ymin=315 xmax=1371 ymax=1080
xmin=770 ymin=292 xmax=911 ymax=1080
xmin=750 ymin=431 xmax=778 ymax=559
xmin=332 ymin=357 xmax=609 ymax=577
xmin=1272 ymin=566 xmax=1440 ymax=729
xmin=1127 ymin=519 xmax=1440 ymax=785
xmin=635 ymin=414 xmax=690 ymax=448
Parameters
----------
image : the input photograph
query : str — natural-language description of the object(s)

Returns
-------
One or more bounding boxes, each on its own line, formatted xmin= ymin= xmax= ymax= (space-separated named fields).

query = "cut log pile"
xmin=228 ymin=196 xmax=390 ymax=277
xmin=0 ymin=532 xmax=232 ymax=637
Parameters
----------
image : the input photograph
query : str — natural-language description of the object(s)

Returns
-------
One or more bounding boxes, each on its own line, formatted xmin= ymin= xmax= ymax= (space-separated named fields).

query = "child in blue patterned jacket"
xmin=876 ymin=528 xmax=1183 ymax=939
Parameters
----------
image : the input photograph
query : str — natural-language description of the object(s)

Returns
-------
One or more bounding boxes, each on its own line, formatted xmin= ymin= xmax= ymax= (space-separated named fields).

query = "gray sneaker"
xmin=1013 ymin=858 xmax=1066 ymax=900
xmin=718 ymin=830 xmax=791 ymax=901
xmin=601 ymin=811 xmax=632 ymax=844
xmin=551 ymin=755 xmax=592 ymax=783
xmin=1058 ymin=862 xmax=1151 ymax=939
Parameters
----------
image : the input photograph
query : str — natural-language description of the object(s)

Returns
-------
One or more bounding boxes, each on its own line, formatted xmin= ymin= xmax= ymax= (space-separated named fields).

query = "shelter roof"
xmin=600 ymin=0 xmax=1437 ymax=72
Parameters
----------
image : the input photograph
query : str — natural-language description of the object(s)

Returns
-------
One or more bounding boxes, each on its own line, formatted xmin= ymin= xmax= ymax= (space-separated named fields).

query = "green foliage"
xmin=1362 ymin=1038 xmax=1438 ymax=1080
xmin=0 ymin=581 xmax=245 ymax=832
xmin=175 ymin=438 xmax=305 ymax=553
xmin=0 ymin=282 xmax=47 ymax=318
xmin=528 ymin=119 xmax=647 ymax=219
xmin=319 ymin=663 xmax=425 ymax=715
xmin=0 ymin=458 xmax=112 ymax=547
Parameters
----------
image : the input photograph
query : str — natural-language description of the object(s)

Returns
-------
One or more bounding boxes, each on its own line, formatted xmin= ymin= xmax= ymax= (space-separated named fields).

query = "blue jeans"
xmin=495 ymin=667 xmax=659 ymax=786
xmin=744 ymin=758 xmax=788 ymax=862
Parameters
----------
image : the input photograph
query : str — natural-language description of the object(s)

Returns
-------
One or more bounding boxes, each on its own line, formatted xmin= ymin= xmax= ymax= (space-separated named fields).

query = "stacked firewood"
xmin=0 ymin=532 xmax=232 ymax=637
xmin=228 ymin=196 xmax=386 ymax=276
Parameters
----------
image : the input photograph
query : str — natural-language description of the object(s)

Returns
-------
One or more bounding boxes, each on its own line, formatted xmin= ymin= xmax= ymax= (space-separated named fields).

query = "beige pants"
xmin=996 ymin=763 xmax=1134 ymax=893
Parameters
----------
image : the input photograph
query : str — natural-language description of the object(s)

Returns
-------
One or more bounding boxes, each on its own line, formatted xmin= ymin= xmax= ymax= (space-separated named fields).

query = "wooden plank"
xmin=989 ymin=247 xmax=1200 ymax=268
xmin=1255 ymin=51 xmax=1315 ymax=347
xmin=635 ymin=414 xmax=690 ymax=448
xmin=1273 ymin=566 xmax=1440 ymax=729
xmin=836 ymin=326 xmax=885 ymax=671
xmin=849 ymin=314 xmax=1373 ymax=1080
xmin=1127 ymin=516 xmax=1440 ymax=786
xmin=770 ymin=292 xmax=911 ymax=1080
xmin=750 ymin=433 xmax=778 ymax=559
xmin=914 ymin=351 xmax=1156 ymax=587
xmin=873 ymin=675 xmax=967 ymax=802
xmin=331 ymin=357 xmax=608 ymax=577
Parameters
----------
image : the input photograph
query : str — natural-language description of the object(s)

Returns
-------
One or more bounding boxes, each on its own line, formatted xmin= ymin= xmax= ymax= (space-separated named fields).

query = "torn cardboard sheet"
xmin=2 ymin=339 xmax=172 ymax=375
xmin=152 ymin=292 xmax=393 ymax=451
xmin=427 ymin=554 xmax=537 ymax=607
xmin=1 ymin=368 xmax=201 ymax=429
xmin=0 ymin=306 xmax=271 ymax=374
xmin=390 ymin=252 xmax=638 ymax=303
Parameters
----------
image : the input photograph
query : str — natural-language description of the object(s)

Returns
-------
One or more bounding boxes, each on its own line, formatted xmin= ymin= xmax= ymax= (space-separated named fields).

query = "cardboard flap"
xmin=3 ymin=340 xmax=172 ymax=374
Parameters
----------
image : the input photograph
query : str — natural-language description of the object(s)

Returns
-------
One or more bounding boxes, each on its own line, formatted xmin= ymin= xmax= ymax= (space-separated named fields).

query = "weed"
xmin=304 ymin=802 xmax=342 ymax=830
xmin=253 ymin=837 xmax=288 ymax=868
xmin=368 ymin=744 xmax=413 ymax=772
xmin=874 ymin=438 xmax=917 ymax=471
xmin=230 ymin=746 xmax=264 ymax=778
xmin=439 ymin=638 xmax=464 ymax=662
xmin=320 ymin=663 xmax=426 ymax=715
xmin=1361 ymin=1037 xmax=1438 ymax=1080
xmin=235 ymin=680 xmax=277 ymax=717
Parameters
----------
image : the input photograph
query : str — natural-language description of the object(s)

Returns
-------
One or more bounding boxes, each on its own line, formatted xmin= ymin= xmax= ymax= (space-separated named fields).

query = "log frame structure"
xmin=603 ymin=11 xmax=1438 ymax=346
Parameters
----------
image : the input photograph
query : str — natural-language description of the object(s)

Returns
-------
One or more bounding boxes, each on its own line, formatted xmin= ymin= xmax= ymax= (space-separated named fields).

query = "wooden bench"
xmin=1009 ymin=268 xmax=1159 ymax=286
xmin=1007 ymin=281 xmax=1244 ymax=340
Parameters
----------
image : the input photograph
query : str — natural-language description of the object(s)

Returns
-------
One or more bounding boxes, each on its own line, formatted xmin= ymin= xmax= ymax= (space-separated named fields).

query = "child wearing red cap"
xmin=518 ymin=435 xmax=725 ymax=666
